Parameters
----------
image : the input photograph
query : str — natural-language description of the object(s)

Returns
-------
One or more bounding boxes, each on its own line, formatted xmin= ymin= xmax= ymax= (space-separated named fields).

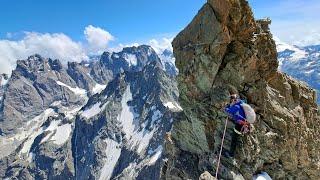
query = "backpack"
xmin=241 ymin=103 xmax=256 ymax=124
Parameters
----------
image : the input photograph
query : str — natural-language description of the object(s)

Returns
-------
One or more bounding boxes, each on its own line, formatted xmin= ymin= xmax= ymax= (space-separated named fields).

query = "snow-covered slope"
xmin=276 ymin=38 xmax=320 ymax=104
xmin=73 ymin=60 xmax=179 ymax=179
xmin=0 ymin=45 xmax=180 ymax=179
xmin=158 ymin=49 xmax=178 ymax=76
xmin=275 ymin=37 xmax=307 ymax=63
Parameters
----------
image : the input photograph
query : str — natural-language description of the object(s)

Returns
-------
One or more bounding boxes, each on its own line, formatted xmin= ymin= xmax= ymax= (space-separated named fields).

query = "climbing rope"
xmin=215 ymin=117 xmax=228 ymax=179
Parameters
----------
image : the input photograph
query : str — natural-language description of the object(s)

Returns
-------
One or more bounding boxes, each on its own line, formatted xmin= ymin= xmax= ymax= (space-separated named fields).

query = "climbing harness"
xmin=215 ymin=117 xmax=228 ymax=179
xmin=240 ymin=123 xmax=250 ymax=134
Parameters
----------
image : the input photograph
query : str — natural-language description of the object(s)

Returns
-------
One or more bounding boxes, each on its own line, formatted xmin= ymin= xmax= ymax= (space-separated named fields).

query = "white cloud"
xmin=148 ymin=37 xmax=173 ymax=54
xmin=0 ymin=32 xmax=88 ymax=75
xmin=0 ymin=25 xmax=116 ymax=75
xmin=84 ymin=25 xmax=114 ymax=54
xmin=110 ymin=42 xmax=140 ymax=52
xmin=271 ymin=20 xmax=320 ymax=46
xmin=250 ymin=0 xmax=320 ymax=46
xmin=110 ymin=37 xmax=174 ymax=55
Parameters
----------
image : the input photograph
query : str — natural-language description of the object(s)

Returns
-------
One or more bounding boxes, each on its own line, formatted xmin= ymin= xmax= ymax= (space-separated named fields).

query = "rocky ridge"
xmin=161 ymin=0 xmax=320 ymax=179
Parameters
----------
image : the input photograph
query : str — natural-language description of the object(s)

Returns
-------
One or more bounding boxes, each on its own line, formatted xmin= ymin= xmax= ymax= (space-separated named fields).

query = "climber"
xmin=225 ymin=94 xmax=250 ymax=134
xmin=223 ymin=94 xmax=250 ymax=157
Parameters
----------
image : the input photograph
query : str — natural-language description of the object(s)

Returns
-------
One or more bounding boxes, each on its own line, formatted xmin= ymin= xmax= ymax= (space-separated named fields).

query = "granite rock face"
xmin=162 ymin=0 xmax=320 ymax=179
xmin=1 ymin=55 xmax=86 ymax=135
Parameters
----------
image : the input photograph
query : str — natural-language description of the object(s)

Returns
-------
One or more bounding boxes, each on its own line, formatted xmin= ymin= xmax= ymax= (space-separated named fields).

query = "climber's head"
xmin=230 ymin=94 xmax=239 ymax=105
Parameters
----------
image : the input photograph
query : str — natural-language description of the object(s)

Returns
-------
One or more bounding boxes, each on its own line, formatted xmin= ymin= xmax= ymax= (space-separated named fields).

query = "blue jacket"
xmin=225 ymin=100 xmax=246 ymax=124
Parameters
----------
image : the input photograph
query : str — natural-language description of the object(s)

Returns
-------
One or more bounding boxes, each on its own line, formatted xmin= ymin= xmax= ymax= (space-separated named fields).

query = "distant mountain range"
xmin=276 ymin=38 xmax=320 ymax=104
xmin=0 ymin=35 xmax=318 ymax=179
xmin=0 ymin=45 xmax=180 ymax=179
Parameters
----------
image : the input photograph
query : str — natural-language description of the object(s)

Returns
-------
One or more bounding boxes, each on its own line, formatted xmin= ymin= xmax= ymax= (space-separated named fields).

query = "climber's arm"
xmin=233 ymin=113 xmax=246 ymax=124
xmin=225 ymin=105 xmax=237 ymax=123
xmin=225 ymin=105 xmax=245 ymax=124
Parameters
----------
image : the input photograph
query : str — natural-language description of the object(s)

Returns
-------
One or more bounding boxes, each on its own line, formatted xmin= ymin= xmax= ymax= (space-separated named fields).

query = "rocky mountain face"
xmin=158 ymin=49 xmax=178 ymax=77
xmin=162 ymin=0 xmax=320 ymax=179
xmin=73 ymin=60 xmax=180 ymax=180
xmin=0 ymin=46 xmax=180 ymax=179
xmin=0 ymin=1 xmax=319 ymax=180
xmin=276 ymin=40 xmax=320 ymax=104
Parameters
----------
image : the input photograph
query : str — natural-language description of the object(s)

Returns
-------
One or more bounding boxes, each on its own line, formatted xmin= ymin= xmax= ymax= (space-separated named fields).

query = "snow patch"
xmin=152 ymin=110 xmax=162 ymax=121
xmin=148 ymin=145 xmax=163 ymax=166
xmin=40 ymin=120 xmax=72 ymax=145
xmin=313 ymin=52 xmax=320 ymax=57
xmin=92 ymin=83 xmax=107 ymax=94
xmin=1 ymin=77 xmax=8 ymax=86
xmin=151 ymin=110 xmax=163 ymax=127
xmin=99 ymin=139 xmax=121 ymax=180
xmin=19 ymin=109 xmax=55 ymax=155
xmin=136 ymin=129 xmax=156 ymax=154
xmin=275 ymin=37 xmax=307 ymax=61
xmin=147 ymin=47 xmax=153 ymax=56
xmin=65 ymin=106 xmax=83 ymax=120
xmin=118 ymin=86 xmax=136 ymax=139
xmin=159 ymin=49 xmax=178 ymax=72
xmin=81 ymin=102 xmax=108 ymax=119
xmin=51 ymin=101 xmax=62 ymax=107
xmin=305 ymin=69 xmax=315 ymax=74
xmin=113 ymin=54 xmax=119 ymax=58
xmin=118 ymin=85 xmax=156 ymax=153
xmin=124 ymin=53 xmax=137 ymax=66
xmin=253 ymin=172 xmax=272 ymax=180
xmin=163 ymin=101 xmax=183 ymax=112
xmin=51 ymin=123 xmax=72 ymax=145
xmin=40 ymin=120 xmax=60 ymax=144
xmin=27 ymin=152 xmax=34 ymax=163
xmin=306 ymin=61 xmax=314 ymax=67
xmin=56 ymin=81 xmax=87 ymax=96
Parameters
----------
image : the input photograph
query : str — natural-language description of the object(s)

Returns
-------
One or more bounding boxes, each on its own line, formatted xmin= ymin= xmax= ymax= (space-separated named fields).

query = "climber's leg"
xmin=229 ymin=124 xmax=242 ymax=157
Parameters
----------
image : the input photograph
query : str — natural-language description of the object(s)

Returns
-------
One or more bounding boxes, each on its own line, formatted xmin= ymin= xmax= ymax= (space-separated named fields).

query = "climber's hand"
xmin=238 ymin=120 xmax=249 ymax=126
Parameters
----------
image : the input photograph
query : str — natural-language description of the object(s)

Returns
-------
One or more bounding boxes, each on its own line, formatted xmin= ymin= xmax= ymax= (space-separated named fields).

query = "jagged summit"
xmin=15 ymin=54 xmax=63 ymax=75
xmin=0 ymin=45 xmax=168 ymax=136
xmin=0 ymin=44 xmax=180 ymax=179
xmin=73 ymin=58 xmax=178 ymax=179
xmin=164 ymin=0 xmax=320 ymax=179
xmin=99 ymin=45 xmax=161 ymax=72
xmin=0 ymin=1 xmax=319 ymax=180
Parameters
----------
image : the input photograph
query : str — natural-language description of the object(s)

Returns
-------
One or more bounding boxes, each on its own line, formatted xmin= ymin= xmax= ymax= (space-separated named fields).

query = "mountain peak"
xmin=98 ymin=45 xmax=163 ymax=75
xmin=169 ymin=0 xmax=320 ymax=179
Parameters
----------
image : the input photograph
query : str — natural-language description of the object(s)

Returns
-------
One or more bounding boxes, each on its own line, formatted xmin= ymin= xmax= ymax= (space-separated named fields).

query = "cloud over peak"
xmin=148 ymin=37 xmax=173 ymax=54
xmin=0 ymin=25 xmax=114 ymax=75
xmin=84 ymin=25 xmax=114 ymax=54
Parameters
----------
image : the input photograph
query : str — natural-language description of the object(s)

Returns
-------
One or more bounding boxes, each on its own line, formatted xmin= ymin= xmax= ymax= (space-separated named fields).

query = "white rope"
xmin=215 ymin=117 xmax=228 ymax=179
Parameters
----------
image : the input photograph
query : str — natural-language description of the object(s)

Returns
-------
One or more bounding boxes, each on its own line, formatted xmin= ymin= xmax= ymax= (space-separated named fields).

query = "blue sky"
xmin=0 ymin=0 xmax=206 ymax=44
xmin=1 ymin=0 xmax=319 ymax=45
xmin=0 ymin=0 xmax=319 ymax=74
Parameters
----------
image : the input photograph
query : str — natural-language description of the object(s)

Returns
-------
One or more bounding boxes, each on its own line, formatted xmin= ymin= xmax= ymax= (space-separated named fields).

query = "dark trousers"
xmin=229 ymin=123 xmax=242 ymax=156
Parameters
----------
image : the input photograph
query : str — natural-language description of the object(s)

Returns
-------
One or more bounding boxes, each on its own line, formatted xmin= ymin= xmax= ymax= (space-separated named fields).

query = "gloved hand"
xmin=239 ymin=120 xmax=250 ymax=134
xmin=238 ymin=120 xmax=249 ymax=126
